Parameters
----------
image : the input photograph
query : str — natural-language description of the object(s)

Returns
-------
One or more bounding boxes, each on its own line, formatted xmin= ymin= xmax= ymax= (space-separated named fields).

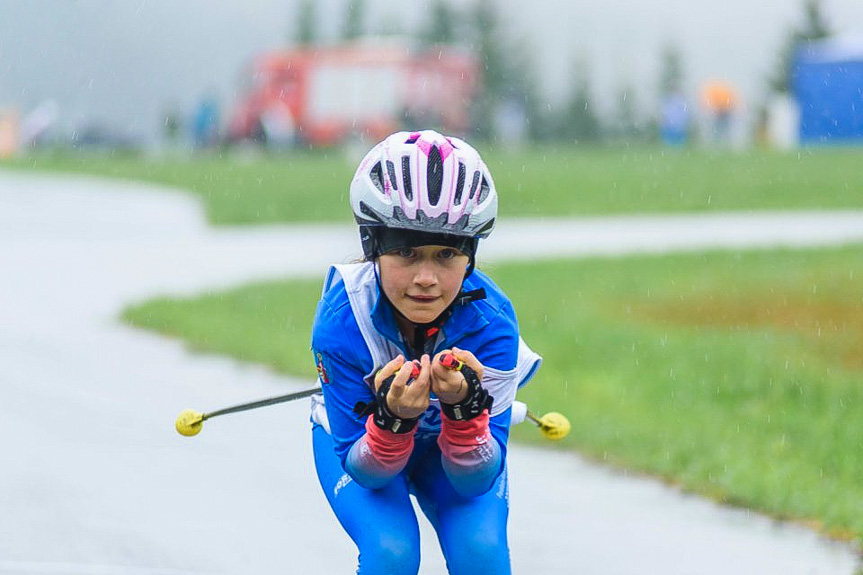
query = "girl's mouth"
xmin=407 ymin=294 xmax=438 ymax=303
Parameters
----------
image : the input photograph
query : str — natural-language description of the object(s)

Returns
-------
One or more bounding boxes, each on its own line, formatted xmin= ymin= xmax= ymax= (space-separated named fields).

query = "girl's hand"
xmin=430 ymin=347 xmax=485 ymax=404
xmin=375 ymin=354 xmax=431 ymax=420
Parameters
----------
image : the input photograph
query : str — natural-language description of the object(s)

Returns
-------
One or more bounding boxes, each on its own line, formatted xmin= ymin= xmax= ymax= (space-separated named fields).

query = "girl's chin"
xmin=397 ymin=304 xmax=443 ymax=325
xmin=403 ymin=311 xmax=438 ymax=324
xmin=394 ymin=296 xmax=453 ymax=325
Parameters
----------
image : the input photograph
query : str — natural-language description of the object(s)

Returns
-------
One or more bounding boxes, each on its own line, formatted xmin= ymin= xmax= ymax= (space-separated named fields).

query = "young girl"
xmin=309 ymin=130 xmax=541 ymax=574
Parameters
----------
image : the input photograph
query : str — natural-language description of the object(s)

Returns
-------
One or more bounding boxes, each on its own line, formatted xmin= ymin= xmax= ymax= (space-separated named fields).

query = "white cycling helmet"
xmin=350 ymin=130 xmax=498 ymax=259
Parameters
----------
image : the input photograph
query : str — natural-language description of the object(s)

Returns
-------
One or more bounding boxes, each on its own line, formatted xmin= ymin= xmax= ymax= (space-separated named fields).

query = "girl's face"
xmin=378 ymin=245 xmax=469 ymax=326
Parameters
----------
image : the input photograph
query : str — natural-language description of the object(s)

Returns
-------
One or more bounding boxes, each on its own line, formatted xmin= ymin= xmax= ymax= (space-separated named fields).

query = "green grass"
xmin=4 ymin=146 xmax=863 ymax=223
xmin=125 ymin=244 xmax=863 ymax=543
xmin=498 ymin=246 xmax=863 ymax=542
xmin=2 ymin=152 xmax=355 ymax=225
xmin=123 ymin=281 xmax=322 ymax=376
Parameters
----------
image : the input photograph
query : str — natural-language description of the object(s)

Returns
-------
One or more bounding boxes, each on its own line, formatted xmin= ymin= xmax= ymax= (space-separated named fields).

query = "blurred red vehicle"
xmin=227 ymin=40 xmax=480 ymax=147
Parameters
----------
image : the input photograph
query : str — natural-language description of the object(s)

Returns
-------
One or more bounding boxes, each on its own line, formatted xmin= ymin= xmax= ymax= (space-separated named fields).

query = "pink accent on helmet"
xmin=438 ymin=138 xmax=454 ymax=161
xmin=416 ymin=138 xmax=432 ymax=156
xmin=416 ymin=136 xmax=454 ymax=162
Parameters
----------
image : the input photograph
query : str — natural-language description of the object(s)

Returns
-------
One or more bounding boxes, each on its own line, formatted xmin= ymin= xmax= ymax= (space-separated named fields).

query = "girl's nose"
xmin=414 ymin=262 xmax=437 ymax=286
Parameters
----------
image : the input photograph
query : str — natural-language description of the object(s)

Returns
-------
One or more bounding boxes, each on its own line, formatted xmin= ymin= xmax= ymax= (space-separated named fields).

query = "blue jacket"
xmin=310 ymin=262 xmax=539 ymax=492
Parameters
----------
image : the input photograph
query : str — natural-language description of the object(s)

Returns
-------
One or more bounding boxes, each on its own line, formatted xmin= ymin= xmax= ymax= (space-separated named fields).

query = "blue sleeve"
xmin=486 ymin=302 xmax=519 ymax=472
xmin=313 ymin=295 xmax=417 ymax=489
xmin=311 ymin=298 xmax=374 ymax=470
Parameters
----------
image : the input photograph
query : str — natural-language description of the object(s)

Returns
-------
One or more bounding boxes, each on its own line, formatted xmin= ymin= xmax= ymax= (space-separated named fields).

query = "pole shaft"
xmin=204 ymin=387 xmax=321 ymax=420
xmin=525 ymin=411 xmax=543 ymax=427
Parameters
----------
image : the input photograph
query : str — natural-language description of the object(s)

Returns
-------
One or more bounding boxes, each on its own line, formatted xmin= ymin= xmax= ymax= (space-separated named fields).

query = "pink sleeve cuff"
xmin=438 ymin=410 xmax=492 ymax=460
xmin=362 ymin=415 xmax=416 ymax=471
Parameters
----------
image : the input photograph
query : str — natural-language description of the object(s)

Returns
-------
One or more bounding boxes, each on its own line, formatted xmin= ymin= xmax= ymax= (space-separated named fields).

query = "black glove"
xmin=353 ymin=372 xmax=420 ymax=434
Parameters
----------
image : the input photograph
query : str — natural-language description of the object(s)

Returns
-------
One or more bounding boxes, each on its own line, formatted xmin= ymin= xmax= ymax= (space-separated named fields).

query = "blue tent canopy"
xmin=793 ymin=37 xmax=863 ymax=144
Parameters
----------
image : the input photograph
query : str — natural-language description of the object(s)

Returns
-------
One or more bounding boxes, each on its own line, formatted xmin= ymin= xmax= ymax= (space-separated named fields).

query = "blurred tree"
xmin=659 ymin=42 xmax=685 ymax=96
xmin=467 ymin=0 xmax=543 ymax=142
xmin=343 ymin=0 xmax=366 ymax=41
xmin=375 ymin=15 xmax=403 ymax=37
xmin=769 ymin=0 xmax=832 ymax=93
xmin=508 ymin=39 xmax=545 ymax=142
xmin=295 ymin=0 xmax=317 ymax=46
xmin=469 ymin=0 xmax=506 ymax=137
xmin=560 ymin=56 xmax=601 ymax=143
xmin=161 ymin=106 xmax=183 ymax=152
xmin=657 ymin=42 xmax=689 ymax=146
xmin=610 ymin=85 xmax=640 ymax=140
xmin=423 ymin=0 xmax=456 ymax=45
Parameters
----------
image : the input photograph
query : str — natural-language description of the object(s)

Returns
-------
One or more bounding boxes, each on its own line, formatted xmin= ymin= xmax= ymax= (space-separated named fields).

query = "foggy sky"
xmin=2 ymin=0 xmax=862 ymax=143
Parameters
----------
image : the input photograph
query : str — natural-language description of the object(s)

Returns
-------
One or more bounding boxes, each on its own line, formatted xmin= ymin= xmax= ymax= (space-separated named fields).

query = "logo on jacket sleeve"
xmin=315 ymin=350 xmax=331 ymax=385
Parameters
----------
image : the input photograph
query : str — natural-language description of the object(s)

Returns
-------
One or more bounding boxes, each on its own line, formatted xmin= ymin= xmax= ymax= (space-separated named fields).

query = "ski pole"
xmin=175 ymin=386 xmax=321 ymax=437
xmin=176 ymin=357 xmax=571 ymax=441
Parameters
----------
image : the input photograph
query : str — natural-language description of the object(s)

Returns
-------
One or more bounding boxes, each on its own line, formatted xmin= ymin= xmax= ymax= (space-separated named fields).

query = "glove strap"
xmin=439 ymin=364 xmax=494 ymax=421
xmin=353 ymin=373 xmax=419 ymax=434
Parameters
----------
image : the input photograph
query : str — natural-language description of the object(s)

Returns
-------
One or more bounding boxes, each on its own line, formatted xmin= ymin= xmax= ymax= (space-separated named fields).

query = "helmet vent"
xmin=427 ymin=144 xmax=443 ymax=206
xmin=405 ymin=133 xmax=420 ymax=144
xmin=476 ymin=218 xmax=495 ymax=236
xmin=369 ymin=162 xmax=385 ymax=194
xmin=454 ymin=162 xmax=466 ymax=205
xmin=358 ymin=201 xmax=384 ymax=223
xmin=386 ymin=160 xmax=398 ymax=191
xmin=401 ymin=156 xmax=413 ymax=200
xmin=477 ymin=176 xmax=490 ymax=203
xmin=468 ymin=170 xmax=481 ymax=199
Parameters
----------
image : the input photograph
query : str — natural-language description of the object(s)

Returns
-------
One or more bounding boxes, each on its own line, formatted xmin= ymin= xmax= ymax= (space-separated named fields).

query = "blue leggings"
xmin=312 ymin=424 xmax=511 ymax=575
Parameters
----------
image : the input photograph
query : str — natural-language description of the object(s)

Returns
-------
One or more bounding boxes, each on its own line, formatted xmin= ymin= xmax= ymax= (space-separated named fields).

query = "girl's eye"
xmin=438 ymin=249 xmax=456 ymax=260
xmin=397 ymin=248 xmax=415 ymax=258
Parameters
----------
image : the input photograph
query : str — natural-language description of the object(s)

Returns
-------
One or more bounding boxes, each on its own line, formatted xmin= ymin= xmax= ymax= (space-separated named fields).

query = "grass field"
xmin=10 ymin=147 xmax=863 ymax=544
xmin=3 ymin=146 xmax=863 ymax=223
xmin=498 ymin=247 xmax=863 ymax=542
